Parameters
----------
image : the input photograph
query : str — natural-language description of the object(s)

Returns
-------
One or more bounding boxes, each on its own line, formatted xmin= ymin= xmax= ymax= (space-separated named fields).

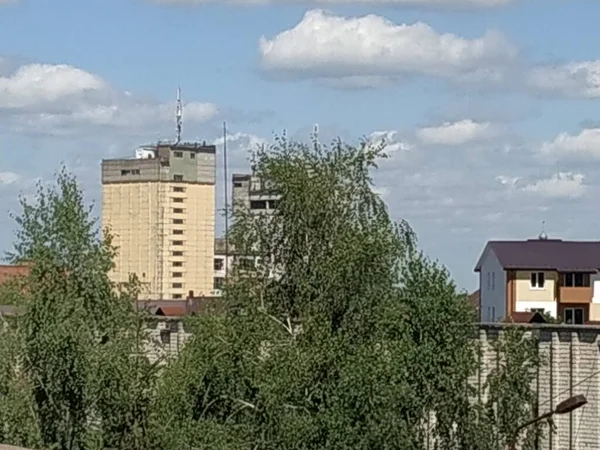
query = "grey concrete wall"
xmin=148 ymin=320 xmax=600 ymax=449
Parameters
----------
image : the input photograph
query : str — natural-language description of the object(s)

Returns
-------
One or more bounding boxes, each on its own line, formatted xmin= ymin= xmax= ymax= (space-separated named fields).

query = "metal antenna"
xmin=176 ymin=86 xmax=183 ymax=144
xmin=223 ymin=121 xmax=230 ymax=280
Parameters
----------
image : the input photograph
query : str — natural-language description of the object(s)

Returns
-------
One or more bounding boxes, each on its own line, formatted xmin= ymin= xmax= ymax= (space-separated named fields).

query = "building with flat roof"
xmin=231 ymin=173 xmax=280 ymax=216
xmin=102 ymin=141 xmax=216 ymax=300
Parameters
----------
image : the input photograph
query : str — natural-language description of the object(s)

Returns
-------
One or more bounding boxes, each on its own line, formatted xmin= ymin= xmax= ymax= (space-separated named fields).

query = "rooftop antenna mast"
xmin=176 ymin=86 xmax=183 ymax=144
xmin=223 ymin=121 xmax=230 ymax=280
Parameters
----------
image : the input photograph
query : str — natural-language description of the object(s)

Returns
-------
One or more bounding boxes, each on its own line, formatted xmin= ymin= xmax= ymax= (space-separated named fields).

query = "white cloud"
xmin=0 ymin=171 xmax=19 ymax=185
xmin=522 ymin=172 xmax=585 ymax=199
xmin=539 ymin=128 xmax=600 ymax=159
xmin=368 ymin=130 xmax=412 ymax=155
xmin=416 ymin=119 xmax=494 ymax=146
xmin=258 ymin=10 xmax=517 ymax=87
xmin=528 ymin=60 xmax=600 ymax=98
xmin=0 ymin=59 xmax=218 ymax=136
xmin=151 ymin=0 xmax=514 ymax=6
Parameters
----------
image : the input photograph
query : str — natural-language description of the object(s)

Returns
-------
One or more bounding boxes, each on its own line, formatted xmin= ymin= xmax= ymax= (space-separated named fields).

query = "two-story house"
xmin=474 ymin=236 xmax=600 ymax=324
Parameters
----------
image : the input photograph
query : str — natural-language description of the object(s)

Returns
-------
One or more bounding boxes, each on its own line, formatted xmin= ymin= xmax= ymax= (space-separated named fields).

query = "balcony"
xmin=559 ymin=286 xmax=592 ymax=304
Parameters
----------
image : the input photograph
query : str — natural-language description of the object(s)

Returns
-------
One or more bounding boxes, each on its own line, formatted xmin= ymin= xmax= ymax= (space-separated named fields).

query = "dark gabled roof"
xmin=474 ymin=239 xmax=600 ymax=273
xmin=504 ymin=311 xmax=548 ymax=324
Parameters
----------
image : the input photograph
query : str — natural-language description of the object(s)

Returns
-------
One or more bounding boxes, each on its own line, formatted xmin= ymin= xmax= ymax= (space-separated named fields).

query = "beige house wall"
xmin=515 ymin=270 xmax=557 ymax=302
xmin=102 ymin=182 xmax=215 ymax=299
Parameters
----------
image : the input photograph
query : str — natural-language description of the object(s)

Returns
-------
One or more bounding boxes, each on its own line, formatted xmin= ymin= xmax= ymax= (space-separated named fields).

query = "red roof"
xmin=504 ymin=311 xmax=548 ymax=324
xmin=0 ymin=265 xmax=30 ymax=285
xmin=154 ymin=306 xmax=188 ymax=317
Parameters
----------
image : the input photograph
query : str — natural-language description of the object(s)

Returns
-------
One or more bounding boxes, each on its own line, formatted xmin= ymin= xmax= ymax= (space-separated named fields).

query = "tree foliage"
xmin=0 ymin=168 xmax=158 ymax=450
xmin=0 ymin=147 xmax=546 ymax=450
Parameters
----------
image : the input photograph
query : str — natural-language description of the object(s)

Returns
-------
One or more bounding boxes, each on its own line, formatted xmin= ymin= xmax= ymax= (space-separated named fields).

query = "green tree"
xmin=151 ymin=135 xmax=497 ymax=450
xmin=2 ymin=167 xmax=157 ymax=450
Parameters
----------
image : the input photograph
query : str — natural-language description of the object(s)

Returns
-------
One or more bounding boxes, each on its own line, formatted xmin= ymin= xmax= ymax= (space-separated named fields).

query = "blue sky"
xmin=2 ymin=0 xmax=600 ymax=291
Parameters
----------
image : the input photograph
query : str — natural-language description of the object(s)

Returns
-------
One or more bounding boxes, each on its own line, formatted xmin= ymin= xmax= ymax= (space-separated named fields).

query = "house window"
xmin=172 ymin=198 xmax=185 ymax=203
xmin=173 ymin=229 xmax=184 ymax=235
xmin=564 ymin=307 xmax=584 ymax=325
xmin=173 ymin=174 xmax=183 ymax=181
xmin=173 ymin=219 xmax=184 ymax=225
xmin=172 ymin=272 xmax=183 ymax=278
xmin=530 ymin=272 xmax=545 ymax=289
xmin=172 ymin=240 xmax=184 ymax=246
xmin=172 ymin=251 xmax=184 ymax=257
xmin=190 ymin=152 xmax=195 ymax=159
xmin=214 ymin=277 xmax=224 ymax=290
xmin=173 ymin=208 xmax=184 ymax=214
xmin=172 ymin=283 xmax=183 ymax=289
xmin=563 ymin=272 xmax=591 ymax=287
xmin=214 ymin=258 xmax=224 ymax=271
xmin=172 ymin=261 xmax=183 ymax=267
xmin=172 ymin=294 xmax=183 ymax=299
xmin=234 ymin=182 xmax=243 ymax=188
xmin=491 ymin=272 xmax=495 ymax=291
xmin=173 ymin=186 xmax=185 ymax=193
xmin=486 ymin=272 xmax=491 ymax=291
xmin=174 ymin=151 xmax=183 ymax=158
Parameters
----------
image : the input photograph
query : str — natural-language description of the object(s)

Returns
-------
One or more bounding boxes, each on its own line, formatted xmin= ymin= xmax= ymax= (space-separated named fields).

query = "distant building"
xmin=212 ymin=237 xmax=261 ymax=296
xmin=474 ymin=235 xmax=600 ymax=324
xmin=232 ymin=173 xmax=280 ymax=216
xmin=101 ymin=142 xmax=216 ymax=300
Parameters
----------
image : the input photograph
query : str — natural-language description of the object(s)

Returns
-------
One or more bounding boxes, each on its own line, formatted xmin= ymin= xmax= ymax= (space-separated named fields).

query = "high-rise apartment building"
xmin=101 ymin=142 xmax=216 ymax=300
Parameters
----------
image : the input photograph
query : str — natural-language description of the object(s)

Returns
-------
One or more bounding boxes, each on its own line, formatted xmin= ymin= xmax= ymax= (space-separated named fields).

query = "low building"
xmin=232 ymin=173 xmax=280 ymax=216
xmin=475 ymin=235 xmax=600 ymax=324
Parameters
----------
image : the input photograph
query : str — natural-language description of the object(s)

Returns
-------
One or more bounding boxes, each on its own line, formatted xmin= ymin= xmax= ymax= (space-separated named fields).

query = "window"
xmin=250 ymin=200 xmax=267 ymax=210
xmin=172 ymin=294 xmax=183 ymax=299
xmin=530 ymin=272 xmax=545 ymax=289
xmin=190 ymin=152 xmax=195 ymax=159
xmin=174 ymin=151 xmax=183 ymax=158
xmin=250 ymin=179 xmax=261 ymax=191
xmin=173 ymin=208 xmax=184 ymax=214
xmin=564 ymin=307 xmax=584 ymax=325
xmin=237 ymin=258 xmax=255 ymax=271
xmin=214 ymin=277 xmax=224 ymax=290
xmin=121 ymin=169 xmax=140 ymax=175
xmin=173 ymin=229 xmax=184 ymax=235
xmin=172 ymin=272 xmax=183 ymax=278
xmin=172 ymin=240 xmax=184 ymax=246
xmin=214 ymin=258 xmax=224 ymax=271
xmin=172 ymin=261 xmax=183 ymax=267
xmin=172 ymin=251 xmax=184 ymax=257
xmin=233 ymin=182 xmax=243 ymax=188
xmin=563 ymin=272 xmax=591 ymax=287
xmin=530 ymin=308 xmax=545 ymax=314
xmin=173 ymin=174 xmax=183 ymax=181
xmin=172 ymin=283 xmax=183 ymax=289
xmin=172 ymin=198 xmax=185 ymax=203
xmin=173 ymin=218 xmax=184 ymax=225
xmin=486 ymin=272 xmax=491 ymax=291
xmin=173 ymin=186 xmax=185 ymax=193
xmin=491 ymin=272 xmax=495 ymax=291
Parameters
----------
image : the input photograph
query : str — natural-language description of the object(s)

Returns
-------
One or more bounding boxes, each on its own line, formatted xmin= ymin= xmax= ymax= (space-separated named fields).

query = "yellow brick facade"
xmin=102 ymin=182 xmax=215 ymax=299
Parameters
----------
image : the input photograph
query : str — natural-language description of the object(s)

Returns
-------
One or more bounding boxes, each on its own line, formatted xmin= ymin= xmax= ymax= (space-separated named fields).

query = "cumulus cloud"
xmin=522 ymin=172 xmax=585 ymax=199
xmin=528 ymin=60 xmax=600 ymax=98
xmin=150 ymin=0 xmax=514 ymax=7
xmin=258 ymin=10 xmax=517 ymax=87
xmin=539 ymin=128 xmax=600 ymax=159
xmin=416 ymin=119 xmax=495 ymax=146
xmin=0 ymin=171 xmax=19 ymax=186
xmin=0 ymin=59 xmax=218 ymax=136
